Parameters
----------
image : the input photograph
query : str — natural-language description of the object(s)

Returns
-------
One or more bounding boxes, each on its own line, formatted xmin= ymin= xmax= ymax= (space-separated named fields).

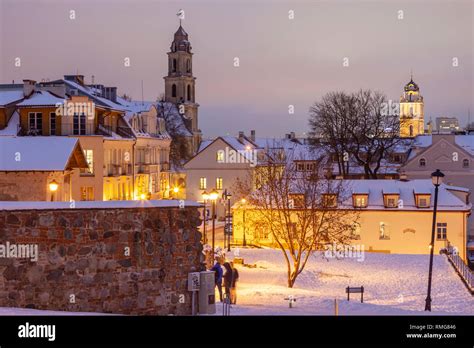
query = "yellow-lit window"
xmin=80 ymin=187 xmax=94 ymax=201
xmin=216 ymin=151 xmax=224 ymax=162
xmin=199 ymin=177 xmax=207 ymax=190
xmin=216 ymin=177 xmax=223 ymax=190
xmin=80 ymin=149 xmax=94 ymax=175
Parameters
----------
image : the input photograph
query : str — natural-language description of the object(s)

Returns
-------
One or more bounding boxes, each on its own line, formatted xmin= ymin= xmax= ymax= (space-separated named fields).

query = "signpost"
xmin=188 ymin=272 xmax=200 ymax=315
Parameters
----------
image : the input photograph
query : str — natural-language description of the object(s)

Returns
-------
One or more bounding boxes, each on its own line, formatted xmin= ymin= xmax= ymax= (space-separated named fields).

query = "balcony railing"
xmin=106 ymin=163 xmax=132 ymax=176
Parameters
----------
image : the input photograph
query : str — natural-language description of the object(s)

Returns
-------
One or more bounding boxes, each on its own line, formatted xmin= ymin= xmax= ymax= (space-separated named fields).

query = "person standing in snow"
xmin=230 ymin=262 xmax=239 ymax=304
xmin=211 ymin=259 xmax=223 ymax=302
xmin=223 ymin=262 xmax=233 ymax=301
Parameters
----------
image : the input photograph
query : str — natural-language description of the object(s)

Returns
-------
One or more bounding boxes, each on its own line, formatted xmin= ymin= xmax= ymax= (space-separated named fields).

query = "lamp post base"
xmin=424 ymin=297 xmax=431 ymax=311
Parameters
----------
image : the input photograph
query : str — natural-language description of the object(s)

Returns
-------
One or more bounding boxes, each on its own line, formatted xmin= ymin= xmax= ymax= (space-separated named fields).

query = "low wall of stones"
xmin=0 ymin=203 xmax=202 ymax=315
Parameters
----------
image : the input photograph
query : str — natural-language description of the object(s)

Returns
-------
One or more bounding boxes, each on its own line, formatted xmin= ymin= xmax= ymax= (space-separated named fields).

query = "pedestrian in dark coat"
xmin=230 ymin=262 xmax=239 ymax=304
xmin=223 ymin=262 xmax=233 ymax=301
xmin=211 ymin=260 xmax=223 ymax=302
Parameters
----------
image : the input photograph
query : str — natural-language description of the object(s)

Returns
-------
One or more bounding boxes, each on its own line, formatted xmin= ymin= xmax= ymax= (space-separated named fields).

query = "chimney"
xmin=250 ymin=130 xmax=256 ymax=142
xmin=399 ymin=173 xmax=409 ymax=181
xmin=104 ymin=87 xmax=118 ymax=103
xmin=285 ymin=133 xmax=291 ymax=139
xmin=238 ymin=131 xmax=245 ymax=143
xmin=290 ymin=131 xmax=296 ymax=139
xmin=22 ymin=79 xmax=36 ymax=97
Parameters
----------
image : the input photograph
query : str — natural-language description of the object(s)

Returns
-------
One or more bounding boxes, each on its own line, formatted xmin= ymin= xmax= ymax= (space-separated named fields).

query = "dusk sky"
xmin=0 ymin=0 xmax=472 ymax=138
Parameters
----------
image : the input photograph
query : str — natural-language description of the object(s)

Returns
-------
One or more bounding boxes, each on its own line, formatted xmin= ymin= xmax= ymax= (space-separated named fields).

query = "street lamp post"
xmin=208 ymin=189 xmax=219 ymax=259
xmin=223 ymin=189 xmax=232 ymax=252
xmin=424 ymin=169 xmax=444 ymax=312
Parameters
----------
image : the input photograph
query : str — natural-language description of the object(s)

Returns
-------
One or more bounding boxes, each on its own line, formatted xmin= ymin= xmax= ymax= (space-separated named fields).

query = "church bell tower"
xmin=164 ymin=23 xmax=201 ymax=153
xmin=399 ymin=75 xmax=424 ymax=138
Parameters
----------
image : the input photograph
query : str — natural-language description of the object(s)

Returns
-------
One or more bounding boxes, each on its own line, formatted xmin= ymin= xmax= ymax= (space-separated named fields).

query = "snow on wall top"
xmin=0 ymin=200 xmax=201 ymax=211
xmin=0 ymin=136 xmax=80 ymax=171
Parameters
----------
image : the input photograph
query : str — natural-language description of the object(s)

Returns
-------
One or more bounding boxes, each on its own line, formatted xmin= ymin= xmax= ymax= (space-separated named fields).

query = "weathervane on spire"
xmin=177 ymin=9 xmax=185 ymax=26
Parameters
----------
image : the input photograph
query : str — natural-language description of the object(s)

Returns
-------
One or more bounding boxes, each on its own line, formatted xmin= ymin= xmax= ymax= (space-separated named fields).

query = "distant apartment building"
xmin=436 ymin=117 xmax=461 ymax=133
xmin=0 ymin=75 xmax=172 ymax=202
xmin=401 ymin=134 xmax=474 ymax=237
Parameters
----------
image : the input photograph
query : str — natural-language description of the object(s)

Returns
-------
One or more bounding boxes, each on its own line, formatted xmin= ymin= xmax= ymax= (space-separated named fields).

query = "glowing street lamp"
xmin=49 ymin=180 xmax=59 ymax=201
xmin=425 ymin=169 xmax=444 ymax=311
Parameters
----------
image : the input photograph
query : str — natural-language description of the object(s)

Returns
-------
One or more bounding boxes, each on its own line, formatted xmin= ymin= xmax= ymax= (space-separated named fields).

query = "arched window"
xmin=172 ymin=59 xmax=177 ymax=72
xmin=463 ymin=159 xmax=469 ymax=168
xmin=409 ymin=125 xmax=414 ymax=136
xmin=419 ymin=158 xmax=426 ymax=167
xmin=172 ymin=84 xmax=177 ymax=98
xmin=187 ymin=85 xmax=191 ymax=101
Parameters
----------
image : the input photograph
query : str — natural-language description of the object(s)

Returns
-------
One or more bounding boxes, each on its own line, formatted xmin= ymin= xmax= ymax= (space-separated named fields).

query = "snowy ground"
xmin=213 ymin=248 xmax=474 ymax=316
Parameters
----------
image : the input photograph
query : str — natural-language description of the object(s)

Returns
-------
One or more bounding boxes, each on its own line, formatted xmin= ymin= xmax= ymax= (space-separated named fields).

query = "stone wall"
xmin=0 ymin=203 xmax=202 ymax=315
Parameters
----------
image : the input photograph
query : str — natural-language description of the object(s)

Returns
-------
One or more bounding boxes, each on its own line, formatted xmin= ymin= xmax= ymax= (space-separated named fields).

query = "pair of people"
xmin=211 ymin=260 xmax=239 ymax=304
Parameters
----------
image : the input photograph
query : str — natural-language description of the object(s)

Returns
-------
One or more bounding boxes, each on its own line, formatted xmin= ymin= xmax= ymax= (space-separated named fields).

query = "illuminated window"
xmin=436 ymin=223 xmax=447 ymax=240
xmin=80 ymin=187 xmax=94 ymax=201
xmin=199 ymin=177 xmax=207 ymax=190
xmin=216 ymin=177 xmax=223 ymax=190
xmin=80 ymin=150 xmax=94 ymax=175
xmin=216 ymin=151 xmax=224 ymax=162
xmin=353 ymin=195 xmax=368 ymax=208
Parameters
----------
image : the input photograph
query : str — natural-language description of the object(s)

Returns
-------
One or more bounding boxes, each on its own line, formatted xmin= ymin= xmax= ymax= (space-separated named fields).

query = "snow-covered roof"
xmin=63 ymin=80 xmax=126 ymax=111
xmin=0 ymin=137 xmax=87 ymax=171
xmin=0 ymin=90 xmax=24 ymax=106
xmin=413 ymin=134 xmax=474 ymax=156
xmin=0 ymin=200 xmax=201 ymax=211
xmin=340 ymin=180 xmax=470 ymax=211
xmin=17 ymin=91 xmax=64 ymax=107
xmin=0 ymin=111 xmax=19 ymax=135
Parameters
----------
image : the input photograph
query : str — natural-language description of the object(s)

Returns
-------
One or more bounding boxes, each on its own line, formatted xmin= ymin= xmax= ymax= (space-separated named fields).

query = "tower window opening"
xmin=172 ymin=84 xmax=177 ymax=98
xmin=186 ymin=59 xmax=191 ymax=73
xmin=172 ymin=58 xmax=177 ymax=72
xmin=187 ymin=85 xmax=191 ymax=101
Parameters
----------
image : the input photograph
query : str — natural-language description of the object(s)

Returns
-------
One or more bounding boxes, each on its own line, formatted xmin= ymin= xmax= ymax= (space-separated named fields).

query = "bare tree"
xmin=309 ymin=90 xmax=407 ymax=179
xmin=309 ymin=92 xmax=356 ymax=177
xmin=156 ymin=96 xmax=191 ymax=168
xmin=235 ymin=145 xmax=358 ymax=288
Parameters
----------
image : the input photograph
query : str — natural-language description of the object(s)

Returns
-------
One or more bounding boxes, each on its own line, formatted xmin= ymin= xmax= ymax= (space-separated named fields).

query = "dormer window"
xmin=415 ymin=194 xmax=431 ymax=208
xmin=353 ymin=194 xmax=368 ymax=208
xmin=383 ymin=194 xmax=399 ymax=208
xmin=419 ymin=158 xmax=426 ymax=167
xmin=322 ymin=194 xmax=338 ymax=208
